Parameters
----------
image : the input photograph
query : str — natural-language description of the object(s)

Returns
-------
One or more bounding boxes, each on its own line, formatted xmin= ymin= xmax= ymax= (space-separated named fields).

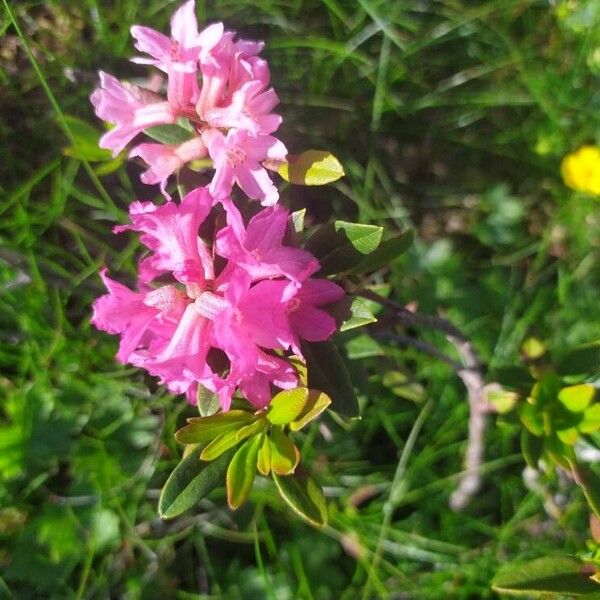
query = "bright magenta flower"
xmin=216 ymin=200 xmax=318 ymax=283
xmin=92 ymin=187 xmax=343 ymax=410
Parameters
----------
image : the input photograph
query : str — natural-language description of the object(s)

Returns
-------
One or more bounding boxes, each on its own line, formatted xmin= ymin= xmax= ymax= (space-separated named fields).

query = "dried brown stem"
xmin=356 ymin=287 xmax=494 ymax=510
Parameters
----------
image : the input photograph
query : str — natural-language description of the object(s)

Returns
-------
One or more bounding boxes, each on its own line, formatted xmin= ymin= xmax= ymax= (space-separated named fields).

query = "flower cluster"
xmin=91 ymin=2 xmax=345 ymax=412
xmin=91 ymin=0 xmax=286 ymax=204
xmin=92 ymin=188 xmax=343 ymax=410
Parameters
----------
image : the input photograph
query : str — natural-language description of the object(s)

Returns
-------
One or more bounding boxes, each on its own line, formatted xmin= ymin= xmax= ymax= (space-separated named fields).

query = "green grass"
xmin=1 ymin=0 xmax=600 ymax=598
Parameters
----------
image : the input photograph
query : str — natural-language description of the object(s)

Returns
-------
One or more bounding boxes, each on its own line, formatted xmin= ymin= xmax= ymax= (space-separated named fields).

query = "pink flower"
xmin=92 ymin=269 xmax=186 ymax=363
xmin=115 ymin=187 xmax=213 ymax=285
xmin=204 ymin=80 xmax=282 ymax=135
xmin=130 ymin=137 xmax=207 ymax=194
xmin=130 ymin=0 xmax=224 ymax=107
xmin=243 ymin=278 xmax=344 ymax=354
xmin=204 ymin=129 xmax=287 ymax=205
xmin=216 ymin=201 xmax=318 ymax=283
xmin=90 ymin=72 xmax=177 ymax=155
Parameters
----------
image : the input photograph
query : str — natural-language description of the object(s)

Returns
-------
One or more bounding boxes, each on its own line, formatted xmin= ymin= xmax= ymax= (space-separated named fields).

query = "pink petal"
xmin=236 ymin=163 xmax=278 ymax=206
xmin=297 ymin=279 xmax=345 ymax=306
xmin=130 ymin=25 xmax=171 ymax=66
xmin=170 ymin=0 xmax=199 ymax=48
xmin=290 ymin=305 xmax=338 ymax=342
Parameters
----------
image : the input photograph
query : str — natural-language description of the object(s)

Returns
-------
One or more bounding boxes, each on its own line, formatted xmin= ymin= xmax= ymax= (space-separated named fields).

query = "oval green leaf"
xmin=175 ymin=410 xmax=255 ymax=444
xmin=349 ymin=230 xmax=414 ymax=276
xmin=558 ymin=384 xmax=596 ymax=413
xmin=158 ymin=445 xmax=235 ymax=519
xmin=144 ymin=120 xmax=195 ymax=145
xmin=492 ymin=555 xmax=600 ymax=596
xmin=257 ymin=434 xmax=271 ymax=476
xmin=272 ymin=471 xmax=328 ymax=528
xmin=290 ymin=390 xmax=331 ymax=431
xmin=267 ymin=387 xmax=310 ymax=425
xmin=269 ymin=428 xmax=300 ymax=475
xmin=580 ymin=404 xmax=600 ymax=434
xmin=226 ymin=434 xmax=263 ymax=510
xmin=306 ymin=221 xmax=383 ymax=276
xmin=278 ymin=150 xmax=344 ymax=185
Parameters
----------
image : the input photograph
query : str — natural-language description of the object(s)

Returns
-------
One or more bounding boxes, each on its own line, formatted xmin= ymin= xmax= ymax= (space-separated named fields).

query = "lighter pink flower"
xmin=131 ymin=0 xmax=224 ymax=107
xmin=90 ymin=72 xmax=177 ymax=155
xmin=130 ymin=137 xmax=207 ymax=194
xmin=205 ymin=129 xmax=287 ymax=205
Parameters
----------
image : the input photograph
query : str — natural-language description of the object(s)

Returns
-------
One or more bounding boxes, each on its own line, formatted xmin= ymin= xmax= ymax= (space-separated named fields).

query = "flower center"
xmin=225 ymin=146 xmax=247 ymax=168
xmin=286 ymin=297 xmax=301 ymax=314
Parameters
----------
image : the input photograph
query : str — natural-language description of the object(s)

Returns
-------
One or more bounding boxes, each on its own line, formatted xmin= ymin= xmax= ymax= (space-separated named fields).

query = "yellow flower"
xmin=561 ymin=145 xmax=600 ymax=196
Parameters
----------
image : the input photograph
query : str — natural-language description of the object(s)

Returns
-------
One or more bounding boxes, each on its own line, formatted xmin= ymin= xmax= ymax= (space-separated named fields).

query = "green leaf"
xmin=580 ymin=404 xmax=600 ymax=433
xmin=267 ymin=387 xmax=310 ymax=425
xmin=272 ymin=471 xmax=328 ymax=528
xmin=175 ymin=410 xmax=255 ymax=444
xmin=200 ymin=429 xmax=244 ymax=461
xmin=558 ymin=384 xmax=596 ymax=413
xmin=158 ymin=445 xmax=234 ymax=519
xmin=556 ymin=426 xmax=579 ymax=445
xmin=62 ymin=115 xmax=114 ymax=162
xmin=492 ymin=556 xmax=600 ymax=596
xmin=519 ymin=401 xmax=544 ymax=437
xmin=486 ymin=387 xmax=519 ymax=414
xmin=226 ymin=434 xmax=263 ymax=510
xmin=349 ymin=230 xmax=414 ymax=275
xmin=278 ymin=150 xmax=344 ymax=185
xmin=290 ymin=390 xmax=331 ymax=431
xmin=269 ymin=427 xmax=300 ymax=475
xmin=521 ymin=429 xmax=543 ymax=468
xmin=144 ymin=120 xmax=195 ymax=145
xmin=197 ymin=384 xmax=221 ymax=417
xmin=235 ymin=417 xmax=268 ymax=441
xmin=257 ymin=434 xmax=271 ymax=476
xmin=306 ymin=221 xmax=383 ymax=276
xmin=302 ymin=341 xmax=359 ymax=417
xmin=332 ymin=296 xmax=378 ymax=332
xmin=570 ymin=461 xmax=600 ymax=519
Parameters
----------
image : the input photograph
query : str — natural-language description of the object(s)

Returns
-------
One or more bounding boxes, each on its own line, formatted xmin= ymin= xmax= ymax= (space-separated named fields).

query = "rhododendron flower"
xmin=216 ymin=201 xmax=318 ymax=283
xmin=130 ymin=1 xmax=223 ymax=108
xmin=205 ymin=129 xmax=287 ymax=205
xmin=243 ymin=278 xmax=345 ymax=354
xmin=90 ymin=72 xmax=177 ymax=155
xmin=115 ymin=187 xmax=214 ymax=285
xmin=90 ymin=0 xmax=286 ymax=199
xmin=92 ymin=186 xmax=343 ymax=411
xmin=129 ymin=138 xmax=207 ymax=195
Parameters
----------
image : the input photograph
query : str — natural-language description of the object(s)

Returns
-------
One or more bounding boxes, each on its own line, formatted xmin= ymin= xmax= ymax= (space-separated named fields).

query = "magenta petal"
xmin=290 ymin=305 xmax=338 ymax=342
xmin=297 ymin=279 xmax=345 ymax=306
xmin=245 ymin=206 xmax=286 ymax=251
